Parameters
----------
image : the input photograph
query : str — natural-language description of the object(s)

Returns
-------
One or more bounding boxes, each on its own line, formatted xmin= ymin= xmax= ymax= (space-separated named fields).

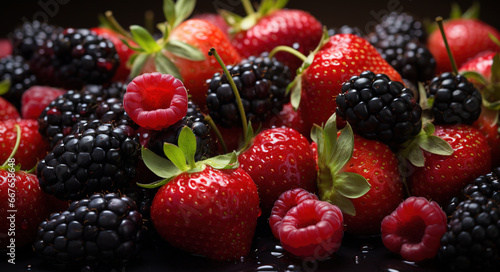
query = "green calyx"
xmin=461 ymin=53 xmax=500 ymax=111
xmin=102 ymin=0 xmax=205 ymax=80
xmin=1 ymin=124 xmax=22 ymax=172
xmin=138 ymin=126 xmax=239 ymax=189
xmin=220 ymin=0 xmax=289 ymax=34
xmin=0 ymin=79 xmax=11 ymax=96
xmin=312 ymin=114 xmax=371 ymax=216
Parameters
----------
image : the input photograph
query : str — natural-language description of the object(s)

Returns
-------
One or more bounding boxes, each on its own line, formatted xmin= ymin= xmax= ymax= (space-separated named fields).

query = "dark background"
xmin=1 ymin=0 xmax=499 ymax=38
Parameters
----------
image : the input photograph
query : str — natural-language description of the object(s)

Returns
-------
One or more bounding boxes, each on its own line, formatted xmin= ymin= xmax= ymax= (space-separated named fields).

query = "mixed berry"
xmin=1 ymin=1 xmax=500 ymax=271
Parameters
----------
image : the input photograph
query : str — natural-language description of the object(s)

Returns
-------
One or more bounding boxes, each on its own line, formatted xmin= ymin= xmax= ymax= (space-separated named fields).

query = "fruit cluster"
xmin=1 ymin=0 xmax=500 ymax=271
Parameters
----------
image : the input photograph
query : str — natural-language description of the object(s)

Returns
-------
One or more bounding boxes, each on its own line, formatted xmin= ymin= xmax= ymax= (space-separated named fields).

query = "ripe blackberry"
xmin=95 ymin=97 xmax=138 ymax=137
xmin=206 ymin=53 xmax=290 ymax=127
xmin=81 ymin=81 xmax=127 ymax=102
xmin=37 ymin=120 xmax=140 ymax=201
xmin=328 ymin=25 xmax=364 ymax=37
xmin=30 ymin=28 xmax=119 ymax=90
xmin=336 ymin=71 xmax=422 ymax=144
xmin=146 ymin=101 xmax=216 ymax=161
xmin=372 ymin=35 xmax=436 ymax=86
xmin=0 ymin=55 xmax=37 ymax=109
xmin=439 ymin=194 xmax=500 ymax=271
xmin=426 ymin=73 xmax=482 ymax=125
xmin=9 ymin=20 xmax=62 ymax=60
xmin=33 ymin=193 xmax=144 ymax=267
xmin=373 ymin=12 xmax=426 ymax=44
xmin=38 ymin=89 xmax=98 ymax=148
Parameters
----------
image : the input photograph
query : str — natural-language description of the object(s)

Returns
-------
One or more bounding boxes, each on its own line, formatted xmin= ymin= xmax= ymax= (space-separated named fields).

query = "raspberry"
xmin=21 ymin=86 xmax=66 ymax=120
xmin=124 ymin=73 xmax=188 ymax=130
xmin=269 ymin=188 xmax=318 ymax=239
xmin=0 ymin=96 xmax=20 ymax=121
xmin=381 ymin=196 xmax=447 ymax=262
xmin=0 ymin=39 xmax=12 ymax=59
xmin=278 ymin=199 xmax=344 ymax=260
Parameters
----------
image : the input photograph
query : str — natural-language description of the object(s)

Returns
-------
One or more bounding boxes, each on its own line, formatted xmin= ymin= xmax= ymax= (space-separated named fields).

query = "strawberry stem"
xmin=144 ymin=10 xmax=155 ymax=35
xmin=269 ymin=45 xmax=308 ymax=63
xmin=209 ymin=47 xmax=248 ymax=144
xmin=105 ymin=11 xmax=135 ymax=42
xmin=204 ymin=115 xmax=228 ymax=153
xmin=436 ymin=16 xmax=459 ymax=75
xmin=242 ymin=0 xmax=256 ymax=16
xmin=1 ymin=124 xmax=21 ymax=168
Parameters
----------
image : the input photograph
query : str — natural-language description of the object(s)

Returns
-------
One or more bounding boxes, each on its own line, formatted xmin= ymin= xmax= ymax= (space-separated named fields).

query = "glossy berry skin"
xmin=263 ymin=103 xmax=308 ymax=138
xmin=459 ymin=51 xmax=496 ymax=82
xmin=409 ymin=125 xmax=492 ymax=207
xmin=232 ymin=9 xmax=323 ymax=75
xmin=124 ymin=72 xmax=188 ymax=130
xmin=473 ymin=108 xmax=500 ymax=167
xmin=150 ymin=166 xmax=260 ymax=261
xmin=238 ymin=127 xmax=317 ymax=216
xmin=428 ymin=19 xmax=500 ymax=73
xmin=0 ymin=119 xmax=50 ymax=170
xmin=269 ymin=188 xmax=318 ymax=239
xmin=192 ymin=13 xmax=230 ymax=38
xmin=372 ymin=12 xmax=427 ymax=44
xmin=278 ymin=199 xmax=344 ymax=260
xmin=0 ymin=169 xmax=48 ymax=248
xmin=381 ymin=197 xmax=447 ymax=262
xmin=299 ymin=34 xmax=402 ymax=132
xmin=0 ymin=96 xmax=20 ymax=121
xmin=0 ymin=55 xmax=37 ymax=109
xmin=0 ymin=39 xmax=12 ymax=59
xmin=21 ymin=86 xmax=66 ymax=120
xmin=9 ymin=20 xmax=61 ymax=60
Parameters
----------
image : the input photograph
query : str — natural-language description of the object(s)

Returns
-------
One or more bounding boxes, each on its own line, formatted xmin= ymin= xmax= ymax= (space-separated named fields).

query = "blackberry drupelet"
xmin=147 ymin=101 xmax=216 ymax=161
xmin=33 ymin=193 xmax=144 ymax=267
xmin=426 ymin=72 xmax=482 ymax=125
xmin=81 ymin=82 xmax=127 ymax=102
xmin=373 ymin=12 xmax=427 ymax=44
xmin=95 ymin=97 xmax=138 ymax=137
xmin=0 ymin=55 xmax=37 ymax=109
xmin=439 ymin=194 xmax=500 ymax=271
xmin=30 ymin=28 xmax=119 ymax=90
xmin=37 ymin=120 xmax=140 ymax=201
xmin=206 ymin=53 xmax=290 ymax=127
xmin=328 ymin=25 xmax=364 ymax=37
xmin=38 ymin=89 xmax=99 ymax=148
xmin=336 ymin=71 xmax=422 ymax=144
xmin=9 ymin=20 xmax=62 ymax=60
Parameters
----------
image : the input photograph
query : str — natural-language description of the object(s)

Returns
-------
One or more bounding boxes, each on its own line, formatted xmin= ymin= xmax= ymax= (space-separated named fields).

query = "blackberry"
xmin=328 ymin=25 xmax=364 ymax=37
xmin=9 ymin=20 xmax=62 ymax=60
xmin=81 ymin=82 xmax=127 ymax=102
xmin=38 ymin=89 xmax=99 ymax=148
xmin=373 ymin=12 xmax=426 ymax=44
xmin=0 ymin=55 xmax=37 ymax=109
xmin=372 ymin=35 xmax=436 ymax=86
xmin=147 ymin=101 xmax=216 ymax=161
xmin=439 ymin=194 xmax=500 ymax=271
xmin=37 ymin=120 xmax=140 ymax=201
xmin=206 ymin=53 xmax=290 ymax=127
xmin=33 ymin=193 xmax=144 ymax=267
xmin=30 ymin=28 xmax=119 ymax=90
xmin=95 ymin=97 xmax=138 ymax=137
xmin=336 ymin=71 xmax=422 ymax=144
xmin=426 ymin=73 xmax=482 ymax=125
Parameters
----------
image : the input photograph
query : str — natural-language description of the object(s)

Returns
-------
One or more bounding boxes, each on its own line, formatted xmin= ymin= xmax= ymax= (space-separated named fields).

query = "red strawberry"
xmin=292 ymin=34 xmax=403 ymax=133
xmin=224 ymin=1 xmax=323 ymax=74
xmin=262 ymin=103 xmax=308 ymax=139
xmin=408 ymin=124 xmax=492 ymax=206
xmin=428 ymin=19 xmax=500 ymax=73
xmin=142 ymin=127 xmax=260 ymax=261
xmin=21 ymin=85 xmax=65 ymax=120
xmin=238 ymin=127 xmax=318 ymax=216
xmin=459 ymin=51 xmax=496 ymax=81
xmin=0 ymin=96 xmax=20 ymax=121
xmin=311 ymin=115 xmax=403 ymax=235
xmin=0 ymin=119 xmax=50 ymax=170
xmin=473 ymin=108 xmax=500 ymax=167
xmin=91 ymin=27 xmax=136 ymax=82
xmin=0 ymin=39 xmax=11 ymax=59
xmin=192 ymin=13 xmax=230 ymax=38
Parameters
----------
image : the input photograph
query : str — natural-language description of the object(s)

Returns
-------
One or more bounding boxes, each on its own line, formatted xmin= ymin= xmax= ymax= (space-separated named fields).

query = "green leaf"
xmin=141 ymin=147 xmax=183 ymax=179
xmin=418 ymin=135 xmax=454 ymax=156
xmin=274 ymin=0 xmax=289 ymax=10
xmin=203 ymin=151 xmax=239 ymax=170
xmin=154 ymin=52 xmax=183 ymax=80
xmin=491 ymin=54 xmax=500 ymax=84
xmin=449 ymin=3 xmax=462 ymax=19
xmin=328 ymin=123 xmax=354 ymax=174
xmin=326 ymin=192 xmax=356 ymax=216
xmin=0 ymin=79 xmax=11 ymax=96
xmin=163 ymin=143 xmax=188 ymax=171
xmin=178 ymin=126 xmax=197 ymax=168
xmin=462 ymin=2 xmax=480 ymax=19
xmin=130 ymin=25 xmax=161 ymax=54
xmin=323 ymin=114 xmax=337 ymax=165
xmin=239 ymin=15 xmax=258 ymax=31
xmin=164 ymin=40 xmax=205 ymax=61
xmin=163 ymin=0 xmax=176 ymax=28
xmin=174 ymin=0 xmax=196 ymax=28
xmin=130 ymin=53 xmax=150 ymax=79
xmin=219 ymin=10 xmax=244 ymax=27
xmin=120 ymin=37 xmax=144 ymax=52
xmin=310 ymin=124 xmax=322 ymax=147
xmin=289 ymin=76 xmax=302 ymax=110
xmin=489 ymin=33 xmax=500 ymax=48
xmin=407 ymin=143 xmax=426 ymax=167
xmin=460 ymin=70 xmax=488 ymax=85
xmin=423 ymin=122 xmax=435 ymax=136
xmin=334 ymin=172 xmax=371 ymax=199
xmin=137 ymin=178 xmax=170 ymax=189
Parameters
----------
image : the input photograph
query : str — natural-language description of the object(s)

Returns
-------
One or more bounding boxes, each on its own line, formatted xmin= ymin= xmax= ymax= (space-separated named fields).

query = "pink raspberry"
xmin=21 ymin=86 xmax=66 ymax=120
xmin=381 ymin=196 xmax=447 ymax=262
xmin=124 ymin=73 xmax=188 ymax=130
xmin=278 ymin=199 xmax=344 ymax=260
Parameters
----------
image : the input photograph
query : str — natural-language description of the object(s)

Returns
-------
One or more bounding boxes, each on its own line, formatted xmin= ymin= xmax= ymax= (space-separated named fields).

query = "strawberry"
xmin=311 ymin=114 xmax=402 ymax=235
xmin=407 ymin=124 xmax=492 ymax=207
xmin=238 ymin=127 xmax=317 ymax=216
xmin=285 ymin=33 xmax=402 ymax=133
xmin=141 ymin=127 xmax=260 ymax=261
xmin=0 ymin=119 xmax=50 ymax=170
xmin=222 ymin=0 xmax=323 ymax=74
xmin=0 ymin=39 xmax=11 ymax=59
xmin=459 ymin=51 xmax=497 ymax=82
xmin=262 ymin=103 xmax=308 ymax=138
xmin=428 ymin=19 xmax=500 ymax=74
xmin=0 ymin=96 xmax=20 ymax=121
xmin=192 ymin=13 xmax=230 ymax=38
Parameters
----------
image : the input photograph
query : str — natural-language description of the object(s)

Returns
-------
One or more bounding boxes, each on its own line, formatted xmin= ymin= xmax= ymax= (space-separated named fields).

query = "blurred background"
xmin=1 ymin=0 xmax=498 ymax=39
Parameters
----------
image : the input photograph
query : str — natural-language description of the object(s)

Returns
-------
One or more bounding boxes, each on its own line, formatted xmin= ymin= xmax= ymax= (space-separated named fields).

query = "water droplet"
xmin=360 ymin=243 xmax=374 ymax=254
xmin=270 ymin=251 xmax=284 ymax=258
xmin=256 ymin=265 xmax=277 ymax=271
xmin=354 ymin=255 xmax=360 ymax=265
